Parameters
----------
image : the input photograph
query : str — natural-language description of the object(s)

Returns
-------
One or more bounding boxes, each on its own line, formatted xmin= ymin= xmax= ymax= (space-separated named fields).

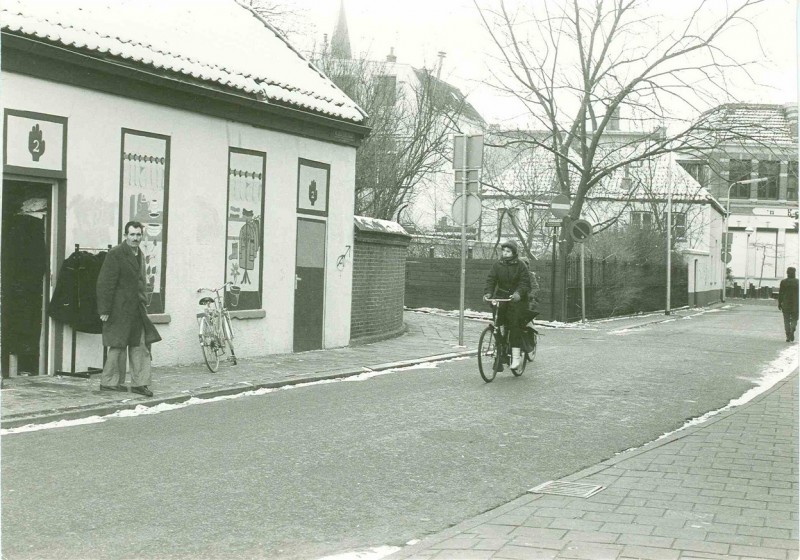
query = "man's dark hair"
xmin=124 ymin=220 xmax=144 ymax=234
xmin=788 ymin=267 xmax=796 ymax=278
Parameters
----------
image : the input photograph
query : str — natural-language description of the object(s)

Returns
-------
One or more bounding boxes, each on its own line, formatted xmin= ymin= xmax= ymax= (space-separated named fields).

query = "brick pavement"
xmin=385 ymin=371 xmax=799 ymax=560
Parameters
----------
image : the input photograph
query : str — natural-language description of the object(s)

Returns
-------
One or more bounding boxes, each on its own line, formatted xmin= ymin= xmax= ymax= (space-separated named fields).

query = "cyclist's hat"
xmin=500 ymin=239 xmax=518 ymax=256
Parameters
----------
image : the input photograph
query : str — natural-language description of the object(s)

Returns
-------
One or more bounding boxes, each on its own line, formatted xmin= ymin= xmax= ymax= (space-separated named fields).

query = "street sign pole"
xmin=550 ymin=227 xmax=557 ymax=321
xmin=458 ymin=137 xmax=468 ymax=347
xmin=580 ymin=242 xmax=586 ymax=323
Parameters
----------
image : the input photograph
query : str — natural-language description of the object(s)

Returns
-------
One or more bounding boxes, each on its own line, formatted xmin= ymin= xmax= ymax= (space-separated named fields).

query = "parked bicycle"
xmin=477 ymin=298 xmax=538 ymax=383
xmin=196 ymin=283 xmax=238 ymax=372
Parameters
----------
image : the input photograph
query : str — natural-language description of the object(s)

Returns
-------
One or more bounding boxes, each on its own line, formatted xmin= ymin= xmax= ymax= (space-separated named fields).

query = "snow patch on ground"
xmin=619 ymin=345 xmax=799 ymax=454
xmin=0 ymin=358 xmax=470 ymax=435
xmin=314 ymin=546 xmax=401 ymax=560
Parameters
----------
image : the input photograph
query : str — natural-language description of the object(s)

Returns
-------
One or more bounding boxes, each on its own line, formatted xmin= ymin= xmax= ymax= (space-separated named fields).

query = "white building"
xmin=1 ymin=0 xmax=368 ymax=376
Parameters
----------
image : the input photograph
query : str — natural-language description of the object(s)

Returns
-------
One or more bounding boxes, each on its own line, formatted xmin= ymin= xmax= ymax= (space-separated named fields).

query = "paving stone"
xmin=430 ymin=549 xmax=493 ymax=560
xmin=508 ymin=526 xmax=567 ymax=541
xmin=651 ymin=526 xmax=707 ymax=541
xmin=706 ymin=533 xmax=763 ymax=546
xmin=728 ymin=544 xmax=788 ymax=559
xmin=471 ymin=537 xmax=511 ymax=550
xmin=467 ymin=524 xmax=515 ymax=538
xmin=557 ymin=542 xmax=624 ymax=559
xmin=761 ymin=537 xmax=800 ymax=551
xmin=430 ymin=537 xmax=478 ymax=550
xmin=615 ymin=534 xmax=674 ymax=548
xmin=672 ymin=538 xmax=730 ymax=555
xmin=615 ymin=505 xmax=667 ymax=517
xmin=736 ymin=525 xmax=792 ymax=539
xmin=563 ymin=530 xmax=618 ymax=544
xmin=584 ymin=512 xmax=635 ymax=524
xmin=601 ymin=522 xmax=655 ymax=536
xmin=533 ymin=508 xmax=584 ymax=519
xmin=548 ymin=518 xmax=605 ymax=532
xmin=493 ymin=545 xmax=559 ymax=560
xmin=620 ymin=545 xmax=680 ymax=560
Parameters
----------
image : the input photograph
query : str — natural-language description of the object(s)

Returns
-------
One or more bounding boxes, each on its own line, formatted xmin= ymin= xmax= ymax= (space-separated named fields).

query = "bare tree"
xmin=317 ymin=54 xmax=475 ymax=221
xmin=474 ymin=0 xmax=766 ymax=255
xmin=240 ymin=0 xmax=310 ymax=43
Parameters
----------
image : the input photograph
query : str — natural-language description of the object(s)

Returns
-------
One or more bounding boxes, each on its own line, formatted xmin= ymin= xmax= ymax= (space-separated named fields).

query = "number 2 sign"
xmin=3 ymin=109 xmax=67 ymax=178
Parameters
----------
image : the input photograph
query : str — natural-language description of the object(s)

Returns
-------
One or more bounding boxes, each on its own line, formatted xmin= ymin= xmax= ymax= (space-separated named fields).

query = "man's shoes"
xmin=131 ymin=386 xmax=153 ymax=397
xmin=100 ymin=385 xmax=127 ymax=392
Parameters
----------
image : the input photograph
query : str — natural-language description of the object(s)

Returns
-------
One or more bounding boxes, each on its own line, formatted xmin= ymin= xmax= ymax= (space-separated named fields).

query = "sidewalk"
xmin=0 ymin=307 xmax=702 ymax=429
xmin=386 ymin=371 xmax=799 ymax=560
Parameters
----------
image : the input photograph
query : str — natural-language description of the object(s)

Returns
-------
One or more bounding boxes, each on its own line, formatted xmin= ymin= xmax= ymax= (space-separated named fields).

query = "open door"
xmin=1 ymin=179 xmax=52 ymax=376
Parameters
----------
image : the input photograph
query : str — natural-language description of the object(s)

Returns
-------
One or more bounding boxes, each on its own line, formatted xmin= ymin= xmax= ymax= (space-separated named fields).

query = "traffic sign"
xmin=752 ymin=207 xmax=794 ymax=217
xmin=545 ymin=219 xmax=562 ymax=227
xmin=549 ymin=194 xmax=570 ymax=218
xmin=722 ymin=251 xmax=732 ymax=264
xmin=453 ymin=135 xmax=484 ymax=169
xmin=454 ymin=169 xmax=480 ymax=195
xmin=451 ymin=193 xmax=481 ymax=226
xmin=570 ymin=218 xmax=593 ymax=243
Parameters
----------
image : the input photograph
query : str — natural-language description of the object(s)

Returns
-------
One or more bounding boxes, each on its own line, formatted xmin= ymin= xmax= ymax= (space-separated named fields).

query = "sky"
xmin=282 ymin=0 xmax=798 ymax=126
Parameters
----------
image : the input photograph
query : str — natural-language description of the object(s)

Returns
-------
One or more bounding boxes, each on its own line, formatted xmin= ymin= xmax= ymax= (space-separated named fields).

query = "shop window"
xmin=728 ymin=159 xmax=752 ymax=198
xmin=787 ymin=161 xmax=798 ymax=201
xmin=757 ymin=161 xmax=780 ymax=200
xmin=120 ymin=129 xmax=170 ymax=314
xmin=630 ymin=210 xmax=653 ymax=229
xmin=225 ymin=149 xmax=266 ymax=311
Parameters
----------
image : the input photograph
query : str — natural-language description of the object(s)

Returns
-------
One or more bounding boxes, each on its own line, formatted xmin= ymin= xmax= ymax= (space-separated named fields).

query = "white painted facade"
xmin=3 ymin=72 xmax=358 ymax=373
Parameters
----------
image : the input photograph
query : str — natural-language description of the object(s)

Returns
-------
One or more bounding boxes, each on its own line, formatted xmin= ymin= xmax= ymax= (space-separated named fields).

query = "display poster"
xmin=119 ymin=130 xmax=170 ymax=314
xmin=225 ymin=149 xmax=266 ymax=310
xmin=297 ymin=159 xmax=330 ymax=216
xmin=4 ymin=109 xmax=67 ymax=177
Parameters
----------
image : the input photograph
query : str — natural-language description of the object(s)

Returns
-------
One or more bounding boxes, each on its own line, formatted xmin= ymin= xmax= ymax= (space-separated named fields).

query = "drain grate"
xmin=528 ymin=480 xmax=605 ymax=498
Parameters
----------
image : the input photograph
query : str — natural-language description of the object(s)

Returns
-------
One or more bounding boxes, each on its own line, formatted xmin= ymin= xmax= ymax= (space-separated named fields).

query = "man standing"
xmin=778 ymin=266 xmax=798 ymax=343
xmin=96 ymin=221 xmax=161 ymax=396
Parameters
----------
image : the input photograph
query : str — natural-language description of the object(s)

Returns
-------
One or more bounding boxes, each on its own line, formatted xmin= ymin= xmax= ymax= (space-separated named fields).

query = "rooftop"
xmin=697 ymin=103 xmax=797 ymax=147
xmin=1 ymin=0 xmax=366 ymax=123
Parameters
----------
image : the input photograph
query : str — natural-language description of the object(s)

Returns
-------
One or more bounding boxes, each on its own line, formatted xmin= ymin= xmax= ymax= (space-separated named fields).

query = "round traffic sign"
xmin=451 ymin=193 xmax=481 ymax=226
xmin=549 ymin=194 xmax=570 ymax=218
xmin=722 ymin=251 xmax=732 ymax=264
xmin=570 ymin=218 xmax=593 ymax=243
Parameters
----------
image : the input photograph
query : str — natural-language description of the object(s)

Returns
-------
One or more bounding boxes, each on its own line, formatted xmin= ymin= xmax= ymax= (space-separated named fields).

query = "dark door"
xmin=293 ymin=219 xmax=326 ymax=352
xmin=1 ymin=180 xmax=51 ymax=376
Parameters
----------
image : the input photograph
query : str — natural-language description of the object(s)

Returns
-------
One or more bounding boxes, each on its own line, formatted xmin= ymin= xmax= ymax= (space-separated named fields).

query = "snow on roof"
xmin=354 ymin=215 xmax=409 ymax=236
xmin=697 ymin=103 xmax=796 ymax=147
xmin=1 ymin=0 xmax=366 ymax=123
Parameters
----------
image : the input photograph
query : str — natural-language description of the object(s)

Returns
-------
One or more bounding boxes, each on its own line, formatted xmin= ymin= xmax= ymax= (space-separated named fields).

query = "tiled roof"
xmin=1 ymin=0 xmax=366 ymax=123
xmin=412 ymin=68 xmax=485 ymax=125
xmin=697 ymin=103 xmax=796 ymax=147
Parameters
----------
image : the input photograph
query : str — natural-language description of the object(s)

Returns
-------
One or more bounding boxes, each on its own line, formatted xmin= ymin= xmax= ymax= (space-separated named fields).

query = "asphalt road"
xmin=1 ymin=304 xmax=788 ymax=560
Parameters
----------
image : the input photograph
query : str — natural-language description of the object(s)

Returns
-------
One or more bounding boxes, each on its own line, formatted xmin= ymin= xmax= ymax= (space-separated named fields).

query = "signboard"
xmin=297 ymin=159 xmax=330 ymax=216
xmin=451 ymin=193 xmax=481 ymax=226
xmin=455 ymin=169 xmax=480 ymax=195
xmin=752 ymin=207 xmax=797 ymax=217
xmin=545 ymin=220 xmax=563 ymax=227
xmin=4 ymin=109 xmax=67 ymax=178
xmin=549 ymin=194 xmax=570 ymax=218
xmin=570 ymin=219 xmax=593 ymax=243
xmin=453 ymin=134 xmax=484 ymax=169
xmin=722 ymin=251 xmax=732 ymax=264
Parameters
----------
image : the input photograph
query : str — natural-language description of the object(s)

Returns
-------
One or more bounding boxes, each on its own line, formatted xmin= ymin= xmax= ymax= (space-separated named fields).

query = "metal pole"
xmin=550 ymin=227 xmax=557 ymax=321
xmin=666 ymin=154 xmax=673 ymax=315
xmin=580 ymin=242 xmax=586 ymax=322
xmin=744 ymin=231 xmax=751 ymax=298
xmin=458 ymin=136 xmax=468 ymax=346
xmin=722 ymin=187 xmax=732 ymax=303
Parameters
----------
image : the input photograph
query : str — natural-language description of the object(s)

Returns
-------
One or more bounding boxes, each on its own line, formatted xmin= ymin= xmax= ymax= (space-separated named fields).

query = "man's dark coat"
xmin=96 ymin=243 xmax=161 ymax=348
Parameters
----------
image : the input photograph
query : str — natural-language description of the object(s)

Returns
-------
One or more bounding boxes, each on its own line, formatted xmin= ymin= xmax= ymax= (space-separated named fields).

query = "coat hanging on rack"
xmin=49 ymin=249 xmax=107 ymax=333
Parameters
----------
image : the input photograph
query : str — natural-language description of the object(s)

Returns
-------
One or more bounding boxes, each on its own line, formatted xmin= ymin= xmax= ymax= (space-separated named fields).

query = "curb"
xmin=385 ymin=368 xmax=799 ymax=559
xmin=1 ymin=350 xmax=474 ymax=430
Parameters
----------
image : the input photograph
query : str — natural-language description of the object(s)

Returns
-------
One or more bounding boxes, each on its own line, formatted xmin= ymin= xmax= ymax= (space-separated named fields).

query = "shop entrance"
xmin=1 ymin=179 xmax=52 ymax=377
xmin=293 ymin=218 xmax=326 ymax=352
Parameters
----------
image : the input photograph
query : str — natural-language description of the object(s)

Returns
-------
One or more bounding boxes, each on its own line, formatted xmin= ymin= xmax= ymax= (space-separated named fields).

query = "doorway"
xmin=293 ymin=218 xmax=326 ymax=352
xmin=1 ymin=180 xmax=52 ymax=376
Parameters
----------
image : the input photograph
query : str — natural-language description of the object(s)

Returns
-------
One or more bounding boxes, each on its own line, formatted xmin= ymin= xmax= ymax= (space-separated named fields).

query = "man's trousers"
xmin=783 ymin=310 xmax=798 ymax=340
xmin=101 ymin=330 xmax=151 ymax=387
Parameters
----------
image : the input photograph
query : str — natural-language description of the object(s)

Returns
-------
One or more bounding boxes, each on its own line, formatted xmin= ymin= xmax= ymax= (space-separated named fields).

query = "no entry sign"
xmin=549 ymin=194 xmax=570 ymax=218
xmin=570 ymin=219 xmax=593 ymax=243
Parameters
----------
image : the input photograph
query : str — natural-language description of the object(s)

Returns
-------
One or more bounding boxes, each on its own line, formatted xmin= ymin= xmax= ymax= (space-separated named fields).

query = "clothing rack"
xmin=57 ymin=243 xmax=112 ymax=378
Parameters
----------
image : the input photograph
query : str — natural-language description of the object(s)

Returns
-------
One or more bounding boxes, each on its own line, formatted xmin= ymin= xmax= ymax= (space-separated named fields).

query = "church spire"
xmin=331 ymin=0 xmax=352 ymax=59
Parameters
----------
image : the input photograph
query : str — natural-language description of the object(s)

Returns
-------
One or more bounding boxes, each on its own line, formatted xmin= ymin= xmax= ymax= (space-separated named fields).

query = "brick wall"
xmin=350 ymin=221 xmax=411 ymax=343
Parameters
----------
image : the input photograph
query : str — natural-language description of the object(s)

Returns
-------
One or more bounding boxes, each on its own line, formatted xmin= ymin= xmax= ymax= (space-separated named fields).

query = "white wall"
xmin=3 ymin=72 xmax=357 ymax=371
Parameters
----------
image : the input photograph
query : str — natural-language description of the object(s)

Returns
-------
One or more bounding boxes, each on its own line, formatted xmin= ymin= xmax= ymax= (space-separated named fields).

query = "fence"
xmin=405 ymin=256 xmax=688 ymax=322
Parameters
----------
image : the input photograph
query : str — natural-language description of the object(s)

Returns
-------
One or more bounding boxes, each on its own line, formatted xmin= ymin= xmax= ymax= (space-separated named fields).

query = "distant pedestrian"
xmin=96 ymin=221 xmax=162 ymax=396
xmin=778 ymin=266 xmax=798 ymax=343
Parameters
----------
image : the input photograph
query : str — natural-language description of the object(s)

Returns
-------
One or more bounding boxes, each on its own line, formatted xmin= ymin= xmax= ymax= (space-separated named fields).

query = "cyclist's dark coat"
xmin=96 ymin=243 xmax=161 ymax=348
xmin=484 ymin=256 xmax=532 ymax=328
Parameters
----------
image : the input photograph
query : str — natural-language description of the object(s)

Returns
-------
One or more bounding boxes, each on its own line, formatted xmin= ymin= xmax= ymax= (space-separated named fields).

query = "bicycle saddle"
xmin=198 ymin=297 xmax=215 ymax=306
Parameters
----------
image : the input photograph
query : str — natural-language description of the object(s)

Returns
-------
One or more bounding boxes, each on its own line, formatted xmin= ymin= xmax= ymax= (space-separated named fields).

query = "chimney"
xmin=784 ymin=102 xmax=798 ymax=139
xmin=436 ymin=51 xmax=446 ymax=79
xmin=386 ymin=47 xmax=397 ymax=63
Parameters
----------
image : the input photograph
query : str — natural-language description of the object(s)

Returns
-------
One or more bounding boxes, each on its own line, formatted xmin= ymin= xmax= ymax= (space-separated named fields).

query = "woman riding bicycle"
xmin=483 ymin=240 xmax=532 ymax=371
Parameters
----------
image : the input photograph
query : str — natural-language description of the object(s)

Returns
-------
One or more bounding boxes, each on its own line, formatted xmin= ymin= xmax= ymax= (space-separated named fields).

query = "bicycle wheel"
xmin=222 ymin=314 xmax=237 ymax=365
xmin=199 ymin=316 xmax=220 ymax=373
xmin=477 ymin=326 xmax=497 ymax=383
xmin=511 ymin=351 xmax=527 ymax=376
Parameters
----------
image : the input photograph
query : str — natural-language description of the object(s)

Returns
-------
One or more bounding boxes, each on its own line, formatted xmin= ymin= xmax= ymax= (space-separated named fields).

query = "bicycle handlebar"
xmin=196 ymin=282 xmax=233 ymax=294
xmin=484 ymin=297 xmax=512 ymax=303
